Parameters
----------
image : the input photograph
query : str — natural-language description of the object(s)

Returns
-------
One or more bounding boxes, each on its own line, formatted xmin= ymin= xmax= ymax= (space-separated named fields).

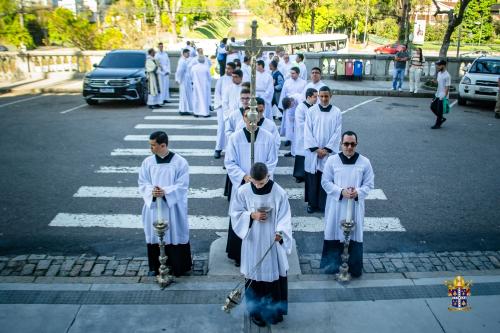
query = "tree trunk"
xmin=311 ymin=8 xmax=315 ymax=34
xmin=439 ymin=22 xmax=455 ymax=58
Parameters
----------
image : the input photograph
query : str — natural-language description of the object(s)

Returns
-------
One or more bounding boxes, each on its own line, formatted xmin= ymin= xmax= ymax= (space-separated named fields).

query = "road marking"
xmin=95 ymin=166 xmax=294 ymax=175
xmin=74 ymin=186 xmax=386 ymax=200
xmin=0 ymin=95 xmax=45 ymax=108
xmin=449 ymin=100 xmax=458 ymax=108
xmin=341 ymin=97 xmax=382 ymax=115
xmin=60 ymin=104 xmax=87 ymax=114
xmin=145 ymin=116 xmax=216 ymax=121
xmin=110 ymin=148 xmax=290 ymax=157
xmin=135 ymin=124 xmax=219 ymax=130
xmin=49 ymin=213 xmax=404 ymax=232
xmin=124 ymin=134 xmax=286 ymax=142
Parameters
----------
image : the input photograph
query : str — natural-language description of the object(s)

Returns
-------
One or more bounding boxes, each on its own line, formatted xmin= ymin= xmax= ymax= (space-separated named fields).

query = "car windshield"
xmin=469 ymin=59 xmax=500 ymax=75
xmin=98 ymin=53 xmax=145 ymax=68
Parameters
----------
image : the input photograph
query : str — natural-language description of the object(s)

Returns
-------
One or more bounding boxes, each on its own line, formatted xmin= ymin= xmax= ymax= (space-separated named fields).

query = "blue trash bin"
xmin=353 ymin=60 xmax=363 ymax=80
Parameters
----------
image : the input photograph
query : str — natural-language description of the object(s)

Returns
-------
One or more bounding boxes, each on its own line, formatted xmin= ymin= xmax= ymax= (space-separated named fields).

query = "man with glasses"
xmin=302 ymin=67 xmax=325 ymax=102
xmin=225 ymin=89 xmax=251 ymax=144
xmin=319 ymin=131 xmax=374 ymax=277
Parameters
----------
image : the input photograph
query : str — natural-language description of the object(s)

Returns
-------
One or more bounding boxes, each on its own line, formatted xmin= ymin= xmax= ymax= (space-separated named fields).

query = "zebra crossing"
xmin=49 ymin=94 xmax=405 ymax=235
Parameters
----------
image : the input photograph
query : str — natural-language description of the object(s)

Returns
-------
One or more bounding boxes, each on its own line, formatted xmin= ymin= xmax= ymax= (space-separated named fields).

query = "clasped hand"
xmin=316 ymin=148 xmax=329 ymax=159
xmin=152 ymin=186 xmax=165 ymax=198
xmin=251 ymin=211 xmax=267 ymax=221
xmin=342 ymin=187 xmax=358 ymax=199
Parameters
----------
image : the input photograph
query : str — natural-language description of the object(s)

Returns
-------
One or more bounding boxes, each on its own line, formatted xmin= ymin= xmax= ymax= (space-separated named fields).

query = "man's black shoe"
xmin=307 ymin=205 xmax=315 ymax=214
xmin=284 ymin=152 xmax=292 ymax=157
xmin=272 ymin=314 xmax=284 ymax=324
xmin=430 ymin=125 xmax=441 ymax=129
xmin=295 ymin=178 xmax=304 ymax=183
xmin=495 ymin=113 xmax=500 ymax=119
xmin=441 ymin=117 xmax=447 ymax=125
xmin=234 ymin=261 xmax=240 ymax=267
xmin=163 ymin=100 xmax=170 ymax=104
xmin=154 ymin=104 xmax=162 ymax=108
xmin=251 ymin=315 xmax=267 ymax=327
xmin=214 ymin=150 xmax=221 ymax=159
xmin=194 ymin=115 xmax=199 ymax=118
xmin=179 ymin=112 xmax=190 ymax=116
xmin=284 ymin=140 xmax=291 ymax=147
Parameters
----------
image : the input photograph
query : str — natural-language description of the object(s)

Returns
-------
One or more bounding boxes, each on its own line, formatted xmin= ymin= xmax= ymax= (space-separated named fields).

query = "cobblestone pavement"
xmin=1 ymin=251 xmax=499 ymax=277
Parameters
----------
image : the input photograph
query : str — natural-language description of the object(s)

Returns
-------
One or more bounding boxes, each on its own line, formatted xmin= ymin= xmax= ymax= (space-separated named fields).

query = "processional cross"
xmin=231 ymin=20 xmax=278 ymax=165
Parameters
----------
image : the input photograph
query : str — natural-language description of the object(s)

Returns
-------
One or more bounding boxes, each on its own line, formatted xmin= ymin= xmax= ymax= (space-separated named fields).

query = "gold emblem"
xmin=445 ymin=276 xmax=472 ymax=311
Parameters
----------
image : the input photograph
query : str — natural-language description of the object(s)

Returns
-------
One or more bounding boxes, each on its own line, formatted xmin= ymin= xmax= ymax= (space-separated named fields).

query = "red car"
xmin=374 ymin=43 xmax=405 ymax=55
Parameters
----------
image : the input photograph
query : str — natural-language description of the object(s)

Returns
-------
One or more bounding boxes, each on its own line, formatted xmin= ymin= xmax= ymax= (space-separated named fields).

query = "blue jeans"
xmin=392 ymin=68 xmax=405 ymax=89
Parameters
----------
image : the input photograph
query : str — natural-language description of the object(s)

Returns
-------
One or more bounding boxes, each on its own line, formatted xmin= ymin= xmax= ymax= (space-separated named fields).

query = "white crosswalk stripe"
xmin=124 ymin=135 xmax=287 ymax=142
xmin=49 ymin=213 xmax=405 ymax=232
xmin=135 ymin=124 xmax=219 ymax=130
xmin=111 ymin=148 xmax=290 ymax=157
xmin=145 ymin=116 xmax=216 ymax=121
xmin=96 ymin=166 xmax=294 ymax=175
xmin=73 ymin=186 xmax=387 ymax=200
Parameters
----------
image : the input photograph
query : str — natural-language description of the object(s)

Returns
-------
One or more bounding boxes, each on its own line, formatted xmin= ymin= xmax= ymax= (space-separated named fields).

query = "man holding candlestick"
xmin=319 ymin=131 xmax=374 ymax=277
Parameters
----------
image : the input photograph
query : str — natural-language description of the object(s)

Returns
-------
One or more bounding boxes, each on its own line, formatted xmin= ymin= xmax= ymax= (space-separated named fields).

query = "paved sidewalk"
xmin=0 ymin=77 xmax=457 ymax=98
xmin=1 ymin=271 xmax=499 ymax=332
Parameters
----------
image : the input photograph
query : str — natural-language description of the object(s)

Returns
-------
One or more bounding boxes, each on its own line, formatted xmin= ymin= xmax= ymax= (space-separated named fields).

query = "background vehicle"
xmin=374 ymin=43 xmax=405 ymax=54
xmin=83 ymin=50 xmax=148 ymax=106
xmin=458 ymin=56 xmax=499 ymax=106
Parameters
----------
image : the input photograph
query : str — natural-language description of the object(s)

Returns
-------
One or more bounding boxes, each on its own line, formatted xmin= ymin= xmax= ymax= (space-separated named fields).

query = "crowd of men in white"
xmin=139 ymin=41 xmax=375 ymax=327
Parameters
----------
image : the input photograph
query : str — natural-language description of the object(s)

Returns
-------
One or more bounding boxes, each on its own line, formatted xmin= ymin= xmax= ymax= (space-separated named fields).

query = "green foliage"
xmin=47 ymin=8 xmax=97 ymax=49
xmin=95 ymin=28 xmax=124 ymax=50
xmin=188 ymin=17 xmax=232 ymax=39
xmin=424 ymin=23 xmax=448 ymax=42
xmin=371 ymin=18 xmax=399 ymax=41
xmin=460 ymin=0 xmax=496 ymax=43
xmin=1 ymin=17 xmax=35 ymax=49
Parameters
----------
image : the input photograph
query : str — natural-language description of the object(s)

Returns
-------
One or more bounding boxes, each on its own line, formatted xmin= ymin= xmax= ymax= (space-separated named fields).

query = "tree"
xmin=47 ymin=8 xmax=97 ymax=50
xmin=433 ymin=0 xmax=473 ymax=57
xmin=272 ymin=0 xmax=308 ymax=34
xmin=460 ymin=0 xmax=496 ymax=44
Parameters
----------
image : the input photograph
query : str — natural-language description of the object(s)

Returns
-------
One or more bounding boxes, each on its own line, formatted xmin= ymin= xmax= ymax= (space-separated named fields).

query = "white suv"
xmin=458 ymin=56 xmax=499 ymax=105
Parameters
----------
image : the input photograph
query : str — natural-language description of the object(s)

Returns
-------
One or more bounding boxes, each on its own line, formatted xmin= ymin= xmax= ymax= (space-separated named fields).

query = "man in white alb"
xmin=155 ymin=42 xmax=171 ymax=104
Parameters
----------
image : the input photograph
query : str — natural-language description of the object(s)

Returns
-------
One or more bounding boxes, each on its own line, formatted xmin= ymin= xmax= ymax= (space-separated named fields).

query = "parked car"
xmin=0 ymin=45 xmax=9 ymax=52
xmin=458 ymin=56 xmax=499 ymax=106
xmin=374 ymin=43 xmax=405 ymax=55
xmin=83 ymin=50 xmax=148 ymax=105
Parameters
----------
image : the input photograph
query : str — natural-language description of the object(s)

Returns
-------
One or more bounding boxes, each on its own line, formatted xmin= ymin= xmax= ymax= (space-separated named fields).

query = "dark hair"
xmin=222 ymin=38 xmax=228 ymax=44
xmin=241 ymin=82 xmax=251 ymax=89
xmin=296 ymin=53 xmax=304 ymax=61
xmin=342 ymin=130 xmax=358 ymax=142
xmin=417 ymin=47 xmax=423 ymax=63
xmin=305 ymin=88 xmax=318 ymax=98
xmin=291 ymin=66 xmax=300 ymax=74
xmin=186 ymin=41 xmax=191 ymax=45
xmin=226 ymin=62 xmax=236 ymax=70
xmin=319 ymin=85 xmax=331 ymax=93
xmin=255 ymin=97 xmax=265 ymax=105
xmin=269 ymin=60 xmax=278 ymax=69
xmin=241 ymin=88 xmax=251 ymax=95
xmin=232 ymin=69 xmax=243 ymax=78
xmin=158 ymin=42 xmax=163 ymax=46
xmin=234 ymin=59 xmax=241 ymax=65
xmin=148 ymin=48 xmax=155 ymax=55
xmin=244 ymin=56 xmax=250 ymax=62
xmin=150 ymin=131 xmax=168 ymax=145
xmin=230 ymin=37 xmax=235 ymax=42
xmin=282 ymin=97 xmax=293 ymax=109
xmin=256 ymin=60 xmax=265 ymax=67
xmin=250 ymin=162 xmax=268 ymax=181
xmin=182 ymin=48 xmax=190 ymax=55
xmin=311 ymin=67 xmax=321 ymax=73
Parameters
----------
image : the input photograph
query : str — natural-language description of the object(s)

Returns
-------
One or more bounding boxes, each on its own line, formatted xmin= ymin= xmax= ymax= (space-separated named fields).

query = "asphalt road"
xmin=0 ymin=92 xmax=498 ymax=258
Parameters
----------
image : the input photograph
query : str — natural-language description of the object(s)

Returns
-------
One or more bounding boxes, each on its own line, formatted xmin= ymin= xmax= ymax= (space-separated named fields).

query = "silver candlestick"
xmin=153 ymin=197 xmax=174 ymax=288
xmin=336 ymin=198 xmax=356 ymax=282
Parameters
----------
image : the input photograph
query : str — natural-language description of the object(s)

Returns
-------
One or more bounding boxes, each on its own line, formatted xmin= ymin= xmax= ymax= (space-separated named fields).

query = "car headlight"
xmin=128 ymin=77 xmax=141 ymax=84
xmin=461 ymin=76 xmax=471 ymax=85
xmin=83 ymin=77 xmax=91 ymax=84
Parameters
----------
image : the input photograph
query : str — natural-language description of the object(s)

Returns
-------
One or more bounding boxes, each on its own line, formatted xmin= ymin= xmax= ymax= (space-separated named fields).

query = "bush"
xmin=370 ymin=18 xmax=399 ymax=41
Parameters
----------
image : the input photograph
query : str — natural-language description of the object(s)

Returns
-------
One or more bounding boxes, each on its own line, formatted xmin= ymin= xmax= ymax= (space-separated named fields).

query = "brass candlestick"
xmin=336 ymin=199 xmax=356 ymax=283
xmin=153 ymin=197 xmax=174 ymax=288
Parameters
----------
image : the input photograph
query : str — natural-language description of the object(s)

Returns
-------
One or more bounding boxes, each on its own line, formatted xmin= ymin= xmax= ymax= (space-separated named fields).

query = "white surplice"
xmin=256 ymin=71 xmax=275 ymax=119
xmin=321 ymin=153 xmax=374 ymax=242
xmin=155 ymin=51 xmax=171 ymax=102
xmin=190 ymin=61 xmax=212 ymax=116
xmin=241 ymin=63 xmax=251 ymax=82
xmin=297 ymin=62 xmax=307 ymax=81
xmin=236 ymin=117 xmax=281 ymax=153
xmin=292 ymin=101 xmax=311 ymax=157
xmin=214 ymin=74 xmax=233 ymax=151
xmin=138 ymin=153 xmax=190 ymax=244
xmin=278 ymin=60 xmax=293 ymax=80
xmin=230 ymin=181 xmax=293 ymax=282
xmin=224 ymin=128 xmax=278 ymax=211
xmin=175 ymin=57 xmax=193 ymax=113
xmin=302 ymin=80 xmax=326 ymax=102
xmin=225 ymin=107 xmax=244 ymax=145
xmin=304 ymin=104 xmax=342 ymax=173
xmin=222 ymin=82 xmax=242 ymax=120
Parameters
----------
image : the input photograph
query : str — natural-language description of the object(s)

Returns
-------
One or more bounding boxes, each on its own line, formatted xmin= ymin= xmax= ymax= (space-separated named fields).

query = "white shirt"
xmin=436 ymin=70 xmax=451 ymax=99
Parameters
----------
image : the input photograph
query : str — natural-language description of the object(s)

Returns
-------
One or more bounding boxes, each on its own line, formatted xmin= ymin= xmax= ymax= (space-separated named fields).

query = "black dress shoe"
xmin=284 ymin=140 xmax=291 ymax=146
xmin=495 ymin=113 xmax=500 ymax=119
xmin=179 ymin=112 xmax=190 ymax=116
xmin=284 ymin=152 xmax=292 ymax=157
xmin=234 ymin=262 xmax=240 ymax=267
xmin=430 ymin=125 xmax=441 ymax=129
xmin=194 ymin=115 xmax=199 ymax=118
xmin=272 ymin=314 xmax=284 ymax=324
xmin=214 ymin=150 xmax=221 ymax=159
xmin=307 ymin=205 xmax=315 ymax=214
xmin=154 ymin=104 xmax=162 ymax=108
xmin=163 ymin=100 xmax=170 ymax=104
xmin=251 ymin=315 xmax=267 ymax=327
xmin=441 ymin=117 xmax=446 ymax=125
xmin=295 ymin=178 xmax=304 ymax=183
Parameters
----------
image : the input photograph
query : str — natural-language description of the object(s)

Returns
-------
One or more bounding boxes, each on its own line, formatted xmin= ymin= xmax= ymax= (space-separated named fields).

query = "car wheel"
xmin=138 ymin=83 xmax=148 ymax=106
xmin=457 ymin=96 xmax=467 ymax=106
xmin=86 ymin=99 xmax=98 ymax=105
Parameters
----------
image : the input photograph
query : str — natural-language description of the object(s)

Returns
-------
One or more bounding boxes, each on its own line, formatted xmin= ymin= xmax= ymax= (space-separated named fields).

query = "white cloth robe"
xmin=321 ymin=153 xmax=374 ymax=242
xmin=236 ymin=118 xmax=281 ymax=153
xmin=146 ymin=56 xmax=162 ymax=105
xmin=190 ymin=62 xmax=212 ymax=116
xmin=304 ymin=104 xmax=342 ymax=173
xmin=241 ymin=63 xmax=251 ymax=82
xmin=214 ymin=75 xmax=233 ymax=151
xmin=155 ymin=51 xmax=171 ymax=102
xmin=231 ymin=182 xmax=292 ymax=282
xmin=138 ymin=154 xmax=190 ymax=244
xmin=279 ymin=77 xmax=306 ymax=141
xmin=222 ymin=83 xmax=242 ymax=120
xmin=302 ymin=80 xmax=326 ymax=102
xmin=278 ymin=60 xmax=293 ymax=80
xmin=175 ymin=57 xmax=193 ymax=113
xmin=298 ymin=62 xmax=307 ymax=81
xmin=224 ymin=107 xmax=244 ymax=145
xmin=255 ymin=71 xmax=274 ymax=119
xmin=224 ymin=128 xmax=278 ymax=212
xmin=292 ymin=101 xmax=311 ymax=157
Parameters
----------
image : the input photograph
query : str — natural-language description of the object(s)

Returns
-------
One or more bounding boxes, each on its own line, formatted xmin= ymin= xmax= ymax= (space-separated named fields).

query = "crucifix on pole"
xmin=230 ymin=20 xmax=278 ymax=166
